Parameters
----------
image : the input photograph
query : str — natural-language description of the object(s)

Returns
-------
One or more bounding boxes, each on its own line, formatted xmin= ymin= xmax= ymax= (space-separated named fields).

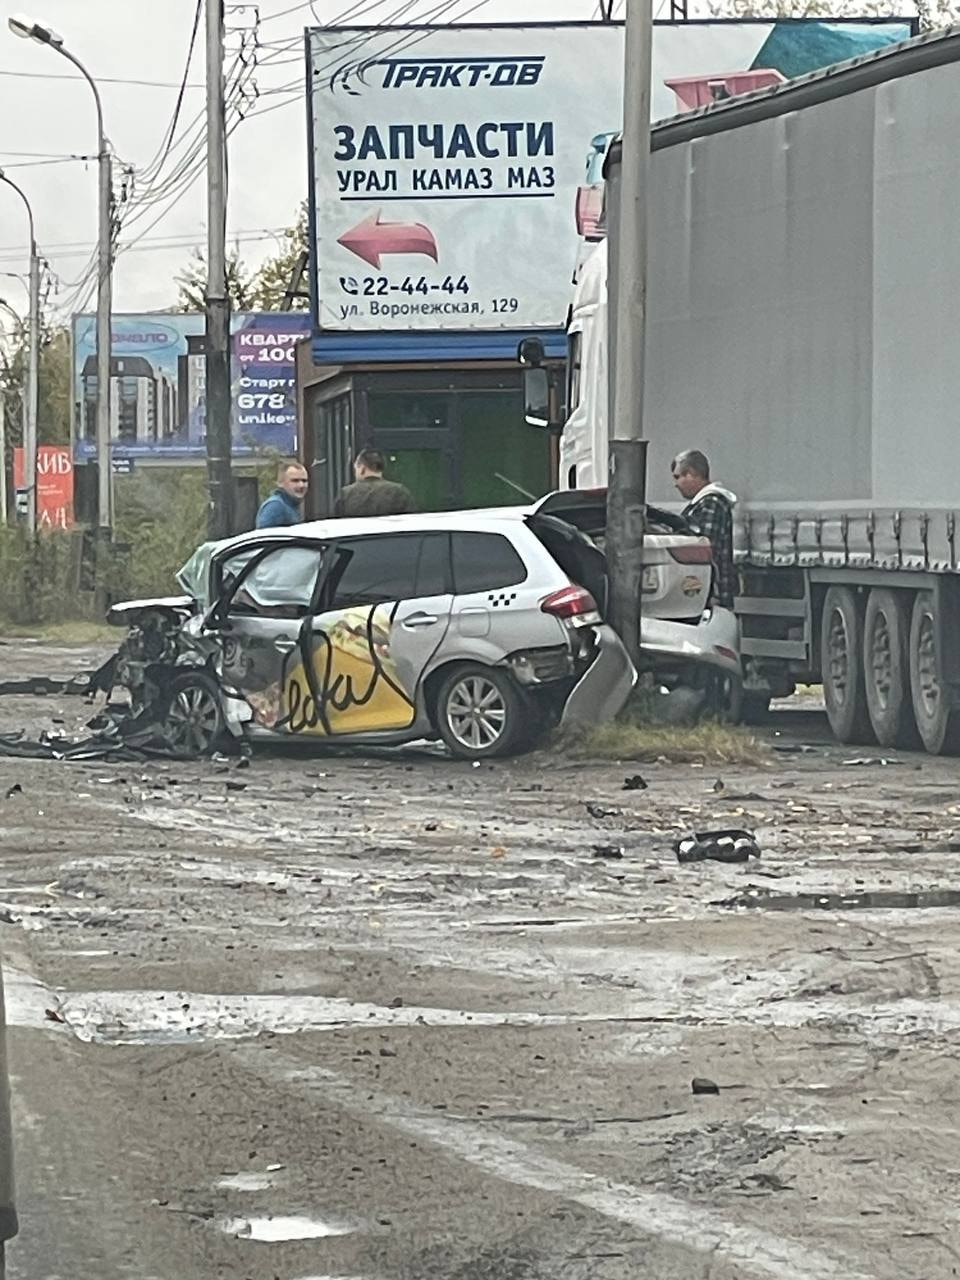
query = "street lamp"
xmin=0 ymin=170 xmax=39 ymax=535
xmin=9 ymin=14 xmax=113 ymax=534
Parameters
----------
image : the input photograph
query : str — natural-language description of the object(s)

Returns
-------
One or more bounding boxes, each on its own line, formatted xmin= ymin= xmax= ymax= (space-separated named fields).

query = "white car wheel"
xmin=436 ymin=666 xmax=526 ymax=761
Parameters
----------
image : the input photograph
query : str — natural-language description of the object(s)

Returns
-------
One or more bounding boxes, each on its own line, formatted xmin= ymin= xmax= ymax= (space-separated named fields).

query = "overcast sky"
xmin=0 ymin=0 xmax=606 ymax=324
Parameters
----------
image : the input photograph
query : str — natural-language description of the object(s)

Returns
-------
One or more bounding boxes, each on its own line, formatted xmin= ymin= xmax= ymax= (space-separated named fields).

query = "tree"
xmin=0 ymin=320 xmax=71 ymax=450
xmin=173 ymin=206 xmax=310 ymax=314
xmin=248 ymin=203 xmax=309 ymax=311
xmin=175 ymin=245 xmax=256 ymax=313
xmin=708 ymin=0 xmax=946 ymax=25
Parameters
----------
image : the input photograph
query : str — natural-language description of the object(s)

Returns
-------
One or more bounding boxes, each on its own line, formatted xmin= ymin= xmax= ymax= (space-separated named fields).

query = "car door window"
xmin=324 ymin=533 xmax=450 ymax=609
xmin=451 ymin=532 xmax=527 ymax=593
xmin=225 ymin=545 xmax=325 ymax=618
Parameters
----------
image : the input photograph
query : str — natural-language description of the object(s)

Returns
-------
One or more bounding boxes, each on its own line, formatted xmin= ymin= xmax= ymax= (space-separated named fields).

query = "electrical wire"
xmin=257 ymin=0 xmax=320 ymax=23
xmin=138 ymin=0 xmax=204 ymax=182
xmin=311 ymin=0 xmax=486 ymax=92
xmin=0 ymin=67 xmax=205 ymax=89
xmin=0 ymin=156 xmax=97 ymax=170
xmin=124 ymin=51 xmax=251 ymax=219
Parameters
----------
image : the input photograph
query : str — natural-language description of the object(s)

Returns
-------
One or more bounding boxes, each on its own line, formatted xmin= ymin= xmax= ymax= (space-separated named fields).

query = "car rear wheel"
xmin=159 ymin=671 xmax=226 ymax=757
xmin=435 ymin=665 xmax=528 ymax=761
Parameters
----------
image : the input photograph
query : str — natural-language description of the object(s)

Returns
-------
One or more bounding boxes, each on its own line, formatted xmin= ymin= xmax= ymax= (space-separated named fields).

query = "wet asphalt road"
xmin=2 ymin=643 xmax=960 ymax=1279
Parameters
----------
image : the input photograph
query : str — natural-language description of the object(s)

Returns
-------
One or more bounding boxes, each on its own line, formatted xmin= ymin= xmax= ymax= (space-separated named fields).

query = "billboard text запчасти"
xmin=309 ymin=19 xmax=912 ymax=333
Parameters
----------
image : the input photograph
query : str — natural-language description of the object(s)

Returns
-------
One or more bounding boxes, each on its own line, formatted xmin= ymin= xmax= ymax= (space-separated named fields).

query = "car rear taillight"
xmin=541 ymin=584 xmax=599 ymax=620
xmin=667 ymin=544 xmax=713 ymax=564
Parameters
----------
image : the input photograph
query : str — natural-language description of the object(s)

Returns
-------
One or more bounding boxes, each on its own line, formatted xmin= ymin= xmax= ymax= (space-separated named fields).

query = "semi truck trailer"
xmin=523 ymin=25 xmax=960 ymax=754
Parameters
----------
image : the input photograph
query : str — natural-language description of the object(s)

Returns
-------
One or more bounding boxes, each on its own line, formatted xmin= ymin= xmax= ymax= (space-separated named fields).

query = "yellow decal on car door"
xmin=280 ymin=603 xmax=416 ymax=736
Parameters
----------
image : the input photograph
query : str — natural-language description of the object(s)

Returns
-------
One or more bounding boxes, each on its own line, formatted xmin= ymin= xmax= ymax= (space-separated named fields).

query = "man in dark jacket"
xmin=256 ymin=460 xmax=308 ymax=528
xmin=671 ymin=449 xmax=737 ymax=609
xmin=335 ymin=449 xmax=414 ymax=518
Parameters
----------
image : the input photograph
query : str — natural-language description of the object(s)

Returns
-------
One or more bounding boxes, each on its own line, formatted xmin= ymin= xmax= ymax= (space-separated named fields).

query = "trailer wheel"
xmin=909 ymin=591 xmax=960 ymax=755
xmin=821 ymin=586 xmax=873 ymax=744
xmin=864 ymin=589 xmax=917 ymax=748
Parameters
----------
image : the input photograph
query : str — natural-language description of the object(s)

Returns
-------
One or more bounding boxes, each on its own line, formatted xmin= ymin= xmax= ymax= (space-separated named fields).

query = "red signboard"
xmin=13 ymin=446 xmax=75 ymax=530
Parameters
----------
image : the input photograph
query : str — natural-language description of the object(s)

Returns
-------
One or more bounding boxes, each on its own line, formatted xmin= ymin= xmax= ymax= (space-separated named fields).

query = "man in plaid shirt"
xmin=671 ymin=450 xmax=737 ymax=610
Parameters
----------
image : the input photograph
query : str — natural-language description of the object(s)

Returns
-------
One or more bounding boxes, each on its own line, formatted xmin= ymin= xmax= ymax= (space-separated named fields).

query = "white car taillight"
xmin=541 ymin=584 xmax=602 ymax=627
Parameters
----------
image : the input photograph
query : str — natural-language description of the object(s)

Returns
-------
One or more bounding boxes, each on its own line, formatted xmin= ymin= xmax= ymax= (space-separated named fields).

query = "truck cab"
xmin=562 ymin=240 xmax=609 ymax=493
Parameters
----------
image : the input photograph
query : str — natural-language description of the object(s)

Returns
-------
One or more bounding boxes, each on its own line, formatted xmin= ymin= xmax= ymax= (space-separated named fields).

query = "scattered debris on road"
xmin=691 ymin=1077 xmax=720 ymax=1095
xmin=842 ymin=756 xmax=906 ymax=768
xmin=622 ymin=774 xmax=648 ymax=791
xmin=586 ymin=803 xmax=622 ymax=820
xmin=592 ymin=843 xmax=624 ymax=860
xmin=676 ymin=828 xmax=761 ymax=865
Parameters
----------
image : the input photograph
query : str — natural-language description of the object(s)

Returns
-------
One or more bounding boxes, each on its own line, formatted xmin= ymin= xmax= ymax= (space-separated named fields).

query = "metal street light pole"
xmin=606 ymin=0 xmax=653 ymax=671
xmin=9 ymin=15 xmax=113 ymax=535
xmin=0 ymin=171 xmax=39 ymax=535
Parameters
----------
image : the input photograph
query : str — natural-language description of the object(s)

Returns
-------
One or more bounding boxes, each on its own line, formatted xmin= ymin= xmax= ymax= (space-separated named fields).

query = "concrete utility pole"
xmin=605 ymin=0 xmax=653 ymax=671
xmin=205 ymin=0 xmax=233 ymax=540
xmin=9 ymin=16 xmax=114 ymax=534
xmin=0 ymin=171 xmax=39 ymax=535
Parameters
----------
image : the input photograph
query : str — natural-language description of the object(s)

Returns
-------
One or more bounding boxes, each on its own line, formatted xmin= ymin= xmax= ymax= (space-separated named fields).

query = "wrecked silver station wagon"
xmin=105 ymin=503 xmax=638 ymax=761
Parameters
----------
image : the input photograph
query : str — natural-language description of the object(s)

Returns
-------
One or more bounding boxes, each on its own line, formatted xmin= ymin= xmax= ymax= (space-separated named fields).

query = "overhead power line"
xmin=0 ymin=67 xmax=204 ymax=89
xmin=141 ymin=0 xmax=205 ymax=180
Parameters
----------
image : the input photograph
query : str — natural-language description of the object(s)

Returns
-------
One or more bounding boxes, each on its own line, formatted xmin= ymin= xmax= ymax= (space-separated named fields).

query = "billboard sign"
xmin=308 ymin=19 xmax=914 ymax=333
xmin=14 ymin=446 xmax=74 ymax=529
xmin=71 ymin=312 xmax=312 ymax=462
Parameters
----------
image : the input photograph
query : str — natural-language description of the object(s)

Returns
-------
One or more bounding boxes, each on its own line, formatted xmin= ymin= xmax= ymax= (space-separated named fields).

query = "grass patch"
xmin=561 ymin=719 xmax=770 ymax=766
xmin=0 ymin=620 xmax=117 ymax=646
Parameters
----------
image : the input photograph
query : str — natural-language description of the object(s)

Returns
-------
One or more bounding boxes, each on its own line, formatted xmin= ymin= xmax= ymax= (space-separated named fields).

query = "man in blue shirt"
xmin=256 ymin=460 xmax=309 ymax=528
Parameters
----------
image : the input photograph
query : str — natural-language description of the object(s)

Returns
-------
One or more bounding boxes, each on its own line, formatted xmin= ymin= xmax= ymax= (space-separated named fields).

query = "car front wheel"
xmin=435 ymin=665 xmax=528 ymax=761
xmin=159 ymin=671 xmax=227 ymax=758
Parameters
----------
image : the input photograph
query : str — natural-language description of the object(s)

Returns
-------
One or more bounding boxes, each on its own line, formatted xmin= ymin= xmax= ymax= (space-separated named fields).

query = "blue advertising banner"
xmin=71 ymin=312 xmax=312 ymax=461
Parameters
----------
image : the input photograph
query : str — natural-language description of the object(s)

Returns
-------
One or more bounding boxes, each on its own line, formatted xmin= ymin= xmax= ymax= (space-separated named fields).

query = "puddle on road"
xmin=721 ymin=887 xmax=960 ymax=912
xmin=218 ymin=1213 xmax=353 ymax=1242
xmin=55 ymin=988 xmax=592 ymax=1045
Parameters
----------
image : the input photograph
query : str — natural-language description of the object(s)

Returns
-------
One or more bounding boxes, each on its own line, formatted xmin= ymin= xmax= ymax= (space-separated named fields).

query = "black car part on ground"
xmin=0 ymin=651 xmax=117 ymax=700
xmin=675 ymin=828 xmax=761 ymax=864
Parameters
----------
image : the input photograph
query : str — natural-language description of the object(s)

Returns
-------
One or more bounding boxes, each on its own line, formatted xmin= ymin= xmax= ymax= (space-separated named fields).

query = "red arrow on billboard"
xmin=337 ymin=210 xmax=439 ymax=269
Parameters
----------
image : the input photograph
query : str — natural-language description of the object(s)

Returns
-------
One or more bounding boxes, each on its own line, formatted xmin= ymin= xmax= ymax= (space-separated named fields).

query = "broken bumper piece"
xmin=559 ymin=623 xmax=637 ymax=731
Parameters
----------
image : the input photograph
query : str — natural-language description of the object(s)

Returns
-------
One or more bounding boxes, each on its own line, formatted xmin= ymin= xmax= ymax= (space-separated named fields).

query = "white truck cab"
xmin=561 ymin=239 xmax=609 ymax=493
